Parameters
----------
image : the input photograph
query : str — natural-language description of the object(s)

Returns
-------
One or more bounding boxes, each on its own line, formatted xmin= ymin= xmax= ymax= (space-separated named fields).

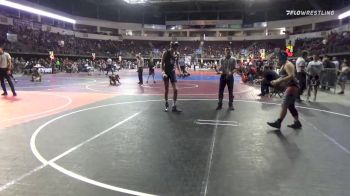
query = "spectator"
xmin=338 ymin=60 xmax=349 ymax=94
xmin=258 ymin=65 xmax=279 ymax=96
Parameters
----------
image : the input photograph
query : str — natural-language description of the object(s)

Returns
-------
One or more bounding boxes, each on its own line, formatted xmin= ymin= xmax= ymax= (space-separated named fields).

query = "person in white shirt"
xmin=295 ymin=51 xmax=308 ymax=102
xmin=106 ymin=58 xmax=113 ymax=76
xmin=306 ymin=54 xmax=324 ymax=101
xmin=0 ymin=47 xmax=16 ymax=96
xmin=332 ymin=57 xmax=340 ymax=71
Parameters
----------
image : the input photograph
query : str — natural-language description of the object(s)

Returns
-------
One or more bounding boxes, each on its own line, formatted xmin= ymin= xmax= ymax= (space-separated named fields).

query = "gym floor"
xmin=1 ymin=70 xmax=350 ymax=196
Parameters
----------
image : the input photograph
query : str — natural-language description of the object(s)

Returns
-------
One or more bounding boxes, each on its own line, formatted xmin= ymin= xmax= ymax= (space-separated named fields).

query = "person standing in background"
xmin=332 ymin=57 xmax=340 ymax=71
xmin=306 ymin=54 xmax=324 ymax=101
xmin=161 ymin=42 xmax=182 ymax=112
xmin=321 ymin=55 xmax=335 ymax=91
xmin=0 ymin=46 xmax=16 ymax=96
xmin=106 ymin=57 xmax=114 ymax=76
xmin=136 ymin=54 xmax=144 ymax=85
xmin=295 ymin=51 xmax=308 ymax=102
xmin=146 ymin=57 xmax=156 ymax=84
xmin=216 ymin=47 xmax=237 ymax=111
xmin=338 ymin=59 xmax=349 ymax=95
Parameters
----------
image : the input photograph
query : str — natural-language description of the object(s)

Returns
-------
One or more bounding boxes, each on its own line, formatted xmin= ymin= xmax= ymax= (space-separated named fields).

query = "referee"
xmin=216 ymin=47 xmax=236 ymax=110
xmin=136 ymin=54 xmax=144 ymax=85
xmin=0 ymin=46 xmax=16 ymax=96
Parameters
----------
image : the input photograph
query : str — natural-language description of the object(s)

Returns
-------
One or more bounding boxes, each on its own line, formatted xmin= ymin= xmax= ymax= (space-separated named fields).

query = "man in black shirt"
xmin=146 ymin=57 xmax=155 ymax=84
xmin=161 ymin=42 xmax=183 ymax=112
xmin=258 ymin=65 xmax=279 ymax=96
xmin=321 ymin=55 xmax=336 ymax=90
xmin=255 ymin=57 xmax=264 ymax=76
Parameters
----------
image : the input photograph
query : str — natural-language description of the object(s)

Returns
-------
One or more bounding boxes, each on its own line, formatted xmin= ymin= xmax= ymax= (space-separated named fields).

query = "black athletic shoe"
xmin=228 ymin=106 xmax=235 ymax=111
xmin=257 ymin=93 xmax=265 ymax=96
xmin=267 ymin=120 xmax=281 ymax=129
xmin=164 ymin=102 xmax=169 ymax=112
xmin=1 ymin=92 xmax=7 ymax=96
xmin=172 ymin=106 xmax=182 ymax=113
xmin=13 ymin=92 xmax=17 ymax=97
xmin=216 ymin=105 xmax=222 ymax=110
xmin=338 ymin=91 xmax=344 ymax=95
xmin=287 ymin=121 xmax=302 ymax=129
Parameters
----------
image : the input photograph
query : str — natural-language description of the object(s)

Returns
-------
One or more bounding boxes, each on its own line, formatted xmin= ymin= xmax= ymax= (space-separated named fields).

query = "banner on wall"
xmin=6 ymin=33 xmax=17 ymax=42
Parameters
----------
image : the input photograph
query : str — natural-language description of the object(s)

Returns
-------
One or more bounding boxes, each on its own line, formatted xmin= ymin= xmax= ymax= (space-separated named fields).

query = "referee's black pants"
xmin=138 ymin=67 xmax=143 ymax=84
xmin=297 ymin=71 xmax=306 ymax=98
xmin=0 ymin=68 xmax=16 ymax=94
xmin=218 ymin=74 xmax=234 ymax=107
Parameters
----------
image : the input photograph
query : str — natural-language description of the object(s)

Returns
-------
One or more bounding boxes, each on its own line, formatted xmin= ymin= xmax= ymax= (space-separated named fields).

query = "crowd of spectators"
xmin=294 ymin=31 xmax=350 ymax=55
xmin=0 ymin=22 xmax=285 ymax=59
xmin=3 ymin=19 xmax=349 ymax=64
xmin=325 ymin=31 xmax=350 ymax=53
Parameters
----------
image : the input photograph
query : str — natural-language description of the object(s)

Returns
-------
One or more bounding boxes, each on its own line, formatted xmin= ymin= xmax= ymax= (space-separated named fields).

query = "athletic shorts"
xmin=307 ymin=75 xmax=320 ymax=86
xmin=339 ymin=74 xmax=348 ymax=83
xmin=164 ymin=71 xmax=177 ymax=83
xmin=149 ymin=68 xmax=155 ymax=75
xmin=282 ymin=86 xmax=299 ymax=107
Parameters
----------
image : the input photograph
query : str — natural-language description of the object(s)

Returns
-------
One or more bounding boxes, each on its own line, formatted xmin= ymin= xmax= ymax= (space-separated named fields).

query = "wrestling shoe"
xmin=164 ymin=102 xmax=169 ymax=112
xmin=216 ymin=103 xmax=223 ymax=110
xmin=267 ymin=119 xmax=281 ymax=129
xmin=287 ymin=121 xmax=302 ymax=129
xmin=172 ymin=105 xmax=182 ymax=113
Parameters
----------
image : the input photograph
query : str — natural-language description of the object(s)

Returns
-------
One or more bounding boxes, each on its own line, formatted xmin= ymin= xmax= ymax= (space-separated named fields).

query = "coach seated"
xmin=258 ymin=65 xmax=279 ymax=96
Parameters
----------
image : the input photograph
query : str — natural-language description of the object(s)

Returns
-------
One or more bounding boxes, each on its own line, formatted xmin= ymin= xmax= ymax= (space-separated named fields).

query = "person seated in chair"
xmin=109 ymin=74 xmax=120 ymax=86
xmin=258 ymin=65 xmax=278 ymax=96
xmin=31 ymin=68 xmax=42 ymax=82
xmin=177 ymin=55 xmax=190 ymax=78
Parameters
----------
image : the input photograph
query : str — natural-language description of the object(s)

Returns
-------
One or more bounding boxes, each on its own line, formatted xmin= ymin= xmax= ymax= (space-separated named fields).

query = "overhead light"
xmin=123 ymin=0 xmax=147 ymax=4
xmin=338 ymin=10 xmax=350 ymax=19
xmin=0 ymin=0 xmax=76 ymax=24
